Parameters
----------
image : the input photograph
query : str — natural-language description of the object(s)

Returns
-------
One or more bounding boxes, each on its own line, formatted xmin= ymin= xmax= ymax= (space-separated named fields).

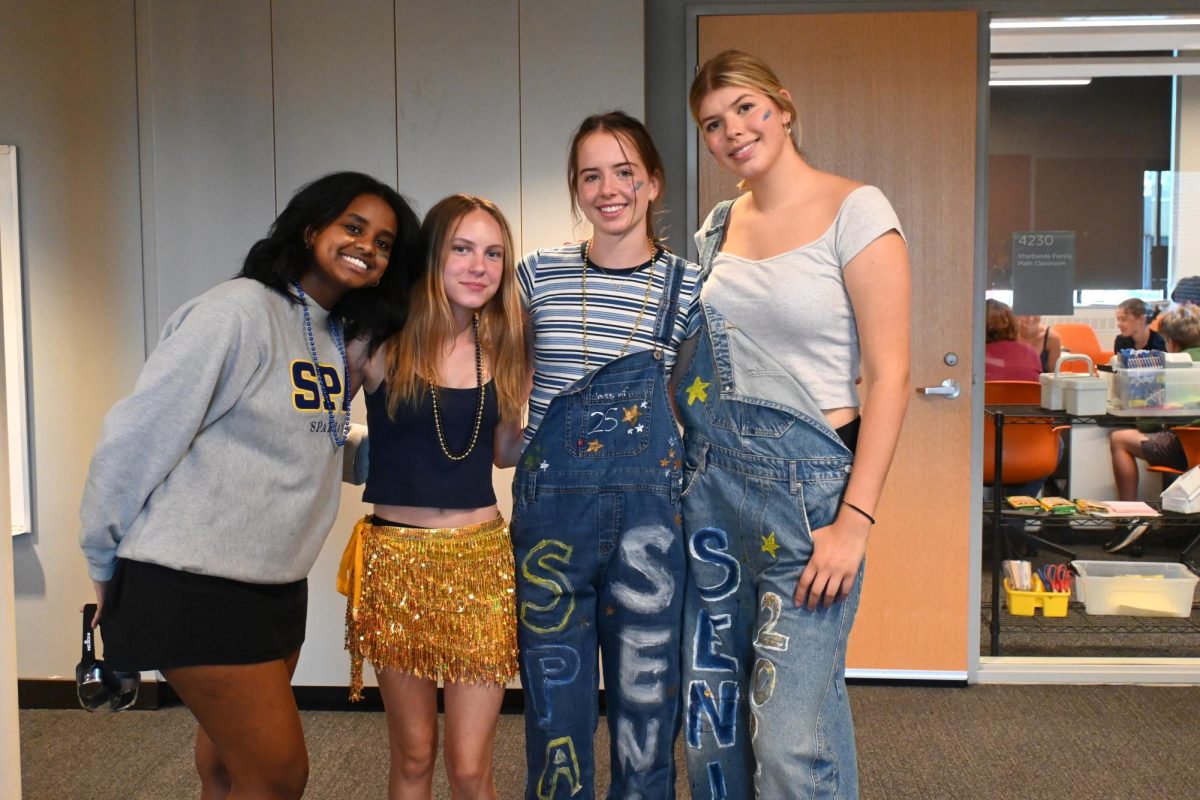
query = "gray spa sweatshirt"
xmin=80 ymin=278 xmax=359 ymax=584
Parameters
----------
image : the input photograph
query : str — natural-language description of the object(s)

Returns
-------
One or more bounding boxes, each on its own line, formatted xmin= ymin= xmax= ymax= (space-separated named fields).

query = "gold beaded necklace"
xmin=429 ymin=314 xmax=486 ymax=462
xmin=580 ymin=239 xmax=658 ymax=372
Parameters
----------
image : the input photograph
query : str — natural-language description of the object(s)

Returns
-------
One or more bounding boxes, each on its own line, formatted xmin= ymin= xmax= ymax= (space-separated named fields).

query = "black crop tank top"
xmin=363 ymin=379 xmax=499 ymax=508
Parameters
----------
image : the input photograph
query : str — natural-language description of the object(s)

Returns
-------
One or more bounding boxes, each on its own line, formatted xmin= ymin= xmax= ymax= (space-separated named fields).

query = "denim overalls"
xmin=678 ymin=201 xmax=862 ymax=800
xmin=512 ymin=256 xmax=687 ymax=800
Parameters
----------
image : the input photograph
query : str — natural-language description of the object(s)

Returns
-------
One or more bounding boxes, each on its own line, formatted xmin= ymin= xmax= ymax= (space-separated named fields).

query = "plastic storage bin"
xmin=1111 ymin=366 xmax=1200 ymax=412
xmin=1062 ymin=375 xmax=1107 ymax=415
xmin=1070 ymin=560 xmax=1199 ymax=617
xmin=1002 ymin=578 xmax=1070 ymax=617
xmin=1039 ymin=354 xmax=1094 ymax=410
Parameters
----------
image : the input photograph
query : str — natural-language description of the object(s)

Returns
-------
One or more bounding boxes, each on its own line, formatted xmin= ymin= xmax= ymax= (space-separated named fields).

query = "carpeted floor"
xmin=20 ymin=683 xmax=1200 ymax=799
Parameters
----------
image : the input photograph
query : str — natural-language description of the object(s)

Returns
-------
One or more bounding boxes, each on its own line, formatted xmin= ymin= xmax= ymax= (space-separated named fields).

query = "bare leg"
xmin=376 ymin=668 xmax=439 ymax=799
xmin=163 ymin=649 xmax=306 ymax=800
xmin=1110 ymin=429 xmax=1148 ymax=501
xmin=442 ymin=681 xmax=505 ymax=800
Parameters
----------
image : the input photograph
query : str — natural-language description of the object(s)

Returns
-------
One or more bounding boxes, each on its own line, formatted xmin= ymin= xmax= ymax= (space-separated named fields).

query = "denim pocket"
xmin=564 ymin=377 xmax=654 ymax=458
xmin=795 ymin=475 xmax=846 ymax=541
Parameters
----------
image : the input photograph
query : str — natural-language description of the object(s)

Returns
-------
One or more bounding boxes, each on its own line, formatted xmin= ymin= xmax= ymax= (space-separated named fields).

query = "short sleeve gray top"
xmin=695 ymin=185 xmax=904 ymax=411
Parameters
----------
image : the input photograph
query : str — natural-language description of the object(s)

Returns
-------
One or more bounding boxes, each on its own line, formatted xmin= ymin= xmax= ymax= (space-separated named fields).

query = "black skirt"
xmin=98 ymin=558 xmax=307 ymax=671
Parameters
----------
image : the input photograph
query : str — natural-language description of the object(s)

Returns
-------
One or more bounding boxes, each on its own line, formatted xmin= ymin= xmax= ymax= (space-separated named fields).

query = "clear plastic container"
xmin=1070 ymin=560 xmax=1199 ymax=617
xmin=1111 ymin=366 xmax=1200 ymax=412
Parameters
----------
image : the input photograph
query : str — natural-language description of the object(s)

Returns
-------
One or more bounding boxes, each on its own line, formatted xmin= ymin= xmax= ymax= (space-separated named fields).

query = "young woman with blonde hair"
xmin=339 ymin=194 xmax=526 ymax=799
xmin=680 ymin=50 xmax=911 ymax=799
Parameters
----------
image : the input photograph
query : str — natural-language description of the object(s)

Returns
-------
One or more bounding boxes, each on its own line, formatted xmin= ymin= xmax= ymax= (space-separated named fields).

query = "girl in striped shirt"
xmin=508 ymin=111 xmax=701 ymax=799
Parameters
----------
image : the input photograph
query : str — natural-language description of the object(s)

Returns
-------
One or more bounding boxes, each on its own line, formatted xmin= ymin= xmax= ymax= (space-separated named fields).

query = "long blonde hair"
xmin=384 ymin=194 xmax=527 ymax=424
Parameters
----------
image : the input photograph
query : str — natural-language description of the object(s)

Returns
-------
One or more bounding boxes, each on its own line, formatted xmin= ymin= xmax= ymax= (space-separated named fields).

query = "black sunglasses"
xmin=76 ymin=604 xmax=139 ymax=712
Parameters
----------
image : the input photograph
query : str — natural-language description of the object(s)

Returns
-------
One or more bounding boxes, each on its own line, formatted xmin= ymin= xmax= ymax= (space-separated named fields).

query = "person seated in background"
xmin=1171 ymin=275 xmax=1200 ymax=306
xmin=986 ymin=299 xmax=1043 ymax=381
xmin=1114 ymin=298 xmax=1166 ymax=353
xmin=1109 ymin=304 xmax=1200 ymax=513
xmin=1017 ymin=313 xmax=1062 ymax=373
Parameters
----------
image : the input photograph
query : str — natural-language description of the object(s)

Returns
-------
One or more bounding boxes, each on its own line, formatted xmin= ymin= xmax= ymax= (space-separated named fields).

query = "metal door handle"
xmin=917 ymin=378 xmax=960 ymax=399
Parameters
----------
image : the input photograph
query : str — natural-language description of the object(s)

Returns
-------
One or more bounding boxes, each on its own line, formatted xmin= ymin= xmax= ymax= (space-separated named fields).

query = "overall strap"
xmin=651 ymin=250 xmax=687 ymax=348
xmin=696 ymin=199 xmax=736 ymax=282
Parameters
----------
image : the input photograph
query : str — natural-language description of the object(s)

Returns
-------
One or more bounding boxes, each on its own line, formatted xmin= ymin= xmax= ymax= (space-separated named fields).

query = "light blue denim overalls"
xmin=678 ymin=200 xmax=862 ymax=800
xmin=511 ymin=254 xmax=687 ymax=800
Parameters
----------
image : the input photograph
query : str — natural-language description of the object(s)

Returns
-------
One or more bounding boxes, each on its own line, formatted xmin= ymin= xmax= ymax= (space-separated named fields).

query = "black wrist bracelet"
xmin=842 ymin=500 xmax=876 ymax=525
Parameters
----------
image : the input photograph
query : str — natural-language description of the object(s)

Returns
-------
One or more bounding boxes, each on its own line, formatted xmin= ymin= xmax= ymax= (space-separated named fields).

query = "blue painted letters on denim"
xmin=511 ymin=347 xmax=685 ymax=799
xmin=677 ymin=302 xmax=862 ymax=799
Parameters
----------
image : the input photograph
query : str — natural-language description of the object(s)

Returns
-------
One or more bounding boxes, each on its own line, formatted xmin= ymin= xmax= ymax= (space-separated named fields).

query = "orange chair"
xmin=984 ymin=380 xmax=1041 ymax=406
xmin=1052 ymin=323 xmax=1114 ymax=373
xmin=1146 ymin=427 xmax=1200 ymax=480
xmin=984 ymin=381 xmax=1073 ymax=558
xmin=1136 ymin=428 xmax=1200 ymax=560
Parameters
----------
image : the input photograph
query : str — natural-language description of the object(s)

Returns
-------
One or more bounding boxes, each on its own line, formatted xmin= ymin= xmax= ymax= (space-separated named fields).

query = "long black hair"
xmin=239 ymin=171 xmax=422 ymax=350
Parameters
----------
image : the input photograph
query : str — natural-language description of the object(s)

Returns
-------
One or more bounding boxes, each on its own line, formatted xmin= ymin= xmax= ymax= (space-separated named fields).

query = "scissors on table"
xmin=1038 ymin=563 xmax=1071 ymax=593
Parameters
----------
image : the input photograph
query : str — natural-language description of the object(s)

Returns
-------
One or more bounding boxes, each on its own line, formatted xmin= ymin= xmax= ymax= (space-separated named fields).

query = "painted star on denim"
xmin=624 ymin=404 xmax=641 ymax=425
xmin=539 ymin=460 xmax=549 ymax=471
xmin=587 ymin=440 xmax=603 ymax=453
xmin=761 ymin=531 xmax=779 ymax=558
xmin=686 ymin=375 xmax=711 ymax=406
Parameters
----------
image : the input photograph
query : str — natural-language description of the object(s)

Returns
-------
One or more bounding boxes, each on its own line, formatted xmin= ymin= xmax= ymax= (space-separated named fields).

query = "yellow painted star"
xmin=761 ymin=531 xmax=779 ymax=558
xmin=685 ymin=375 xmax=711 ymax=406
xmin=587 ymin=439 xmax=604 ymax=453
xmin=623 ymin=404 xmax=641 ymax=425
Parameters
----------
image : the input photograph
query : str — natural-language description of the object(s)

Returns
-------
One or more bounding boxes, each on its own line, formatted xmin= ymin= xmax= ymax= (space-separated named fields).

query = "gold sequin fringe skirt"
xmin=337 ymin=515 xmax=517 ymax=701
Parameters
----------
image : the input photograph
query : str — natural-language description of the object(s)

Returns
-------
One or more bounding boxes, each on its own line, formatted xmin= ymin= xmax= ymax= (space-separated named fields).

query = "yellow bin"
xmin=1003 ymin=578 xmax=1070 ymax=617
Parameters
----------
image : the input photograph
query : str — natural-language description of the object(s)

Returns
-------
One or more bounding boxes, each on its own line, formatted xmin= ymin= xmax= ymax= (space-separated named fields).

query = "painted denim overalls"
xmin=512 ymin=256 xmax=687 ymax=800
xmin=678 ymin=200 xmax=862 ymax=800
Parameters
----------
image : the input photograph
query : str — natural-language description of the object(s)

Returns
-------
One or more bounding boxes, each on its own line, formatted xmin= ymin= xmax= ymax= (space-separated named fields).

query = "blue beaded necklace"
xmin=291 ymin=280 xmax=351 ymax=447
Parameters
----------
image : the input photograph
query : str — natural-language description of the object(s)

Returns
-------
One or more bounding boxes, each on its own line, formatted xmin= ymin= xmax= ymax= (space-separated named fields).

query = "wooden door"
xmin=699 ymin=11 xmax=978 ymax=674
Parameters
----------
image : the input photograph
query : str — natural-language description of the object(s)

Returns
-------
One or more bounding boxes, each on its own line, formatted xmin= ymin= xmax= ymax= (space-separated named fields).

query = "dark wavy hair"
xmin=239 ymin=171 xmax=422 ymax=351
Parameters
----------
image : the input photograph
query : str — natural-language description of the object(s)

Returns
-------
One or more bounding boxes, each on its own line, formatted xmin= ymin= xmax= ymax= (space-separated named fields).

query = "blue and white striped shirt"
xmin=518 ymin=243 xmax=703 ymax=442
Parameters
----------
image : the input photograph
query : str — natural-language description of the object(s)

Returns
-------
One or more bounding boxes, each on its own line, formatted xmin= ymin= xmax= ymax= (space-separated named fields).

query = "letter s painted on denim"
xmin=611 ymin=524 xmax=677 ymax=614
xmin=689 ymin=527 xmax=740 ymax=602
xmin=520 ymin=539 xmax=576 ymax=634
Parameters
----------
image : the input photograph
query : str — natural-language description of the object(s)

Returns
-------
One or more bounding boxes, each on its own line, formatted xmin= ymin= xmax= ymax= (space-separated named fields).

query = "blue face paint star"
xmin=633 ymin=180 xmax=644 ymax=192
xmin=762 ymin=110 xmax=772 ymax=121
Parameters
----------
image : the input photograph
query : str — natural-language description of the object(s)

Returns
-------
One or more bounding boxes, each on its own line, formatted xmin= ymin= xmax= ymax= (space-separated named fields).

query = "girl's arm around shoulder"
xmin=794 ymin=230 xmax=911 ymax=610
xmin=341 ymin=336 xmax=390 ymax=484
xmin=493 ymin=349 xmax=533 ymax=469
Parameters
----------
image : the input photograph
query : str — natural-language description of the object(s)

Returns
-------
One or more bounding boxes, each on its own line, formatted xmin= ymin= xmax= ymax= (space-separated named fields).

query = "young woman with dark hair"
xmin=79 ymin=171 xmax=421 ymax=800
xmin=509 ymin=111 xmax=703 ymax=798
xmin=339 ymin=194 xmax=527 ymax=800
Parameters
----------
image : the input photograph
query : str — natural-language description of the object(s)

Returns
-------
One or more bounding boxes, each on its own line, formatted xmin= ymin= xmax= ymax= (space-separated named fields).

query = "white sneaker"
xmin=1105 ymin=522 xmax=1151 ymax=554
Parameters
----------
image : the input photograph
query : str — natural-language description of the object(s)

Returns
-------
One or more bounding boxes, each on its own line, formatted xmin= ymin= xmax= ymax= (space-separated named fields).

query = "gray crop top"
xmin=694 ymin=185 xmax=905 ymax=410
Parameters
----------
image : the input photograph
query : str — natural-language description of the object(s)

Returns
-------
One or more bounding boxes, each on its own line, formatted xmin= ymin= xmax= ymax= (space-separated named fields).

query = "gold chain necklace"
xmin=581 ymin=239 xmax=658 ymax=372
xmin=430 ymin=314 xmax=485 ymax=462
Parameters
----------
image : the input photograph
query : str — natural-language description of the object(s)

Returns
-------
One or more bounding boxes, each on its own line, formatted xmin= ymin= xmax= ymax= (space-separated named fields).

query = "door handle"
xmin=917 ymin=378 xmax=960 ymax=399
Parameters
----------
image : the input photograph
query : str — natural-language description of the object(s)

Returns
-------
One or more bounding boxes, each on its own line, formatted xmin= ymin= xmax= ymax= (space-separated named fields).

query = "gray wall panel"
xmin=272 ymin=0 xmax=399 ymax=201
xmin=0 ymin=0 xmax=143 ymax=683
xmin=395 ymin=0 xmax=522 ymax=225
xmin=138 ymin=0 xmax=277 ymax=335
xmin=518 ymin=0 xmax=645 ymax=251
